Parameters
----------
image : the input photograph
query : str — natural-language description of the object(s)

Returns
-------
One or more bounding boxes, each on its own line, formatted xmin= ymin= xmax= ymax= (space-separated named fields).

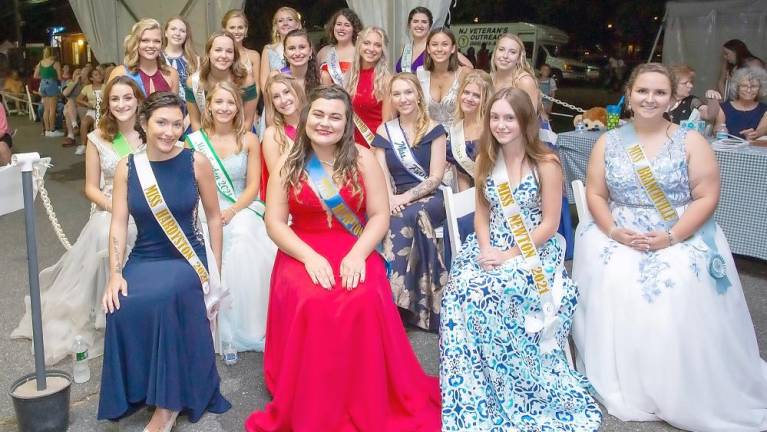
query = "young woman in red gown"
xmin=245 ymin=85 xmax=440 ymax=432
xmin=347 ymin=27 xmax=392 ymax=147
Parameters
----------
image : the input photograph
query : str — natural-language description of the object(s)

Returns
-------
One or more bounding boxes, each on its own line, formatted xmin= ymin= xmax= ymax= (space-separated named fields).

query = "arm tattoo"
xmin=408 ymin=177 xmax=438 ymax=201
xmin=111 ymin=236 xmax=122 ymax=274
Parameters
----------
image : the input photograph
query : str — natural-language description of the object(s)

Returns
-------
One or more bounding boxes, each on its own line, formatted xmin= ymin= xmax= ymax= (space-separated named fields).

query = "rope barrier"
xmin=32 ymin=165 xmax=72 ymax=250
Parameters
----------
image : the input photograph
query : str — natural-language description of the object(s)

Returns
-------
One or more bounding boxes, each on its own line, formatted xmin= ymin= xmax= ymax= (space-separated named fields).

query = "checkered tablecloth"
xmin=557 ymin=130 xmax=767 ymax=260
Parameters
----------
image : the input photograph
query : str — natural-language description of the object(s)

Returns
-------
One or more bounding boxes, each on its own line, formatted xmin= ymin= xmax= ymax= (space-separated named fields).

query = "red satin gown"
xmin=352 ymin=68 xmax=382 ymax=148
xmin=259 ymin=124 xmax=296 ymax=202
xmin=245 ymin=178 xmax=441 ymax=432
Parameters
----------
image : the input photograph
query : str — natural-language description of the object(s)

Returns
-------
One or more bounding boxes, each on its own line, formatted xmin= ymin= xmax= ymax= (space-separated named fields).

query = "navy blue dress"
xmin=372 ymin=124 xmax=448 ymax=332
xmin=98 ymin=149 xmax=230 ymax=422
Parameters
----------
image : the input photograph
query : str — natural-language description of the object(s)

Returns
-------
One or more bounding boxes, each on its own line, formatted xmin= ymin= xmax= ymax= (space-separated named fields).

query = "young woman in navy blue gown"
xmin=98 ymin=92 xmax=230 ymax=431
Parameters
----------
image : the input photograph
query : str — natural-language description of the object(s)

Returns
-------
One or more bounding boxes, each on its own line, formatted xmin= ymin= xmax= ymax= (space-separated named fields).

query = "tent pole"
xmin=647 ymin=11 xmax=668 ymax=63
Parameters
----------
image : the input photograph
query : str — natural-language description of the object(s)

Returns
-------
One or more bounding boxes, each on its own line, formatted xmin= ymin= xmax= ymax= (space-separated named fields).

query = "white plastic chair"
xmin=25 ymin=85 xmax=41 ymax=122
xmin=443 ymin=186 xmax=476 ymax=259
xmin=571 ymin=180 xmax=592 ymax=223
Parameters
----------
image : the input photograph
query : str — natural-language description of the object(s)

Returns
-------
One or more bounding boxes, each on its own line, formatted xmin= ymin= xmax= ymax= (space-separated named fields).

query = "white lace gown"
xmin=572 ymin=126 xmax=767 ymax=431
xmin=11 ymin=131 xmax=137 ymax=365
xmin=199 ymin=149 xmax=277 ymax=352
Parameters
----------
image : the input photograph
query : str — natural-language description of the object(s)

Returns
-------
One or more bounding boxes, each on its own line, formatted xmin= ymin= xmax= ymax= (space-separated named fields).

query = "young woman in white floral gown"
xmin=573 ymin=63 xmax=767 ymax=431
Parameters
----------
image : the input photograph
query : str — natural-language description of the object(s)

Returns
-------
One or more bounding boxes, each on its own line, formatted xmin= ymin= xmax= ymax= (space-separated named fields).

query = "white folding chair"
xmin=25 ymin=85 xmax=41 ymax=122
xmin=443 ymin=186 xmax=476 ymax=259
xmin=571 ymin=180 xmax=592 ymax=223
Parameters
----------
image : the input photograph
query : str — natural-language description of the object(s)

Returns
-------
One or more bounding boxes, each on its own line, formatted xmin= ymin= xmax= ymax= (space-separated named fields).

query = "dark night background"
xmin=0 ymin=0 xmax=667 ymax=59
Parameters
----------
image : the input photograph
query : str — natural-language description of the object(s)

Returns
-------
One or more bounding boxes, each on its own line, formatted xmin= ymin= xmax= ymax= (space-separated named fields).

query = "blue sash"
xmin=305 ymin=154 xmax=390 ymax=272
xmin=617 ymin=124 xmax=731 ymax=294
xmin=125 ymin=67 xmax=146 ymax=96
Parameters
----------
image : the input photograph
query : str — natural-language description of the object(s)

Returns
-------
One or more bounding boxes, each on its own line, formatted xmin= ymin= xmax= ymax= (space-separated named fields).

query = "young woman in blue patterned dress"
xmin=440 ymin=87 xmax=602 ymax=431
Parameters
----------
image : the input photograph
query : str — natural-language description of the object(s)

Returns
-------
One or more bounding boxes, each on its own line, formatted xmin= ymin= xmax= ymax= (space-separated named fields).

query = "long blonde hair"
xmin=454 ymin=69 xmax=494 ymax=123
xmin=264 ymin=74 xmax=305 ymax=152
xmin=200 ymin=81 xmax=247 ymax=152
xmin=347 ymin=27 xmax=390 ymax=101
xmin=490 ymin=33 xmax=535 ymax=85
xmin=198 ymin=31 xmax=247 ymax=89
xmin=270 ymin=7 xmax=302 ymax=45
xmin=475 ymin=87 xmax=557 ymax=207
xmin=162 ymin=16 xmax=199 ymax=75
xmin=281 ymin=85 xmax=361 ymax=199
xmin=123 ymin=18 xmax=170 ymax=74
xmin=390 ymin=73 xmax=430 ymax=146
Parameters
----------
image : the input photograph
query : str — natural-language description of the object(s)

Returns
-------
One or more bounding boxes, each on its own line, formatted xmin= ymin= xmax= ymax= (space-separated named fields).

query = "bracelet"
xmin=666 ymin=230 xmax=677 ymax=246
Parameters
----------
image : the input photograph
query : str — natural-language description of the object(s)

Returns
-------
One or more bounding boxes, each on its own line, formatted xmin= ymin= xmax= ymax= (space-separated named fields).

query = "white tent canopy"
xmin=662 ymin=0 xmax=767 ymax=91
xmin=69 ymin=0 xmax=452 ymax=67
xmin=68 ymin=0 xmax=243 ymax=64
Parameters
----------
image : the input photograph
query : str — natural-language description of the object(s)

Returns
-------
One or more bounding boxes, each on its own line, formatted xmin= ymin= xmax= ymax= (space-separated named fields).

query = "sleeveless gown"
xmin=245 ymin=178 xmax=441 ymax=431
xmin=352 ymin=67 xmax=382 ymax=147
xmin=572 ymin=126 xmax=767 ymax=431
xmin=11 ymin=132 xmax=137 ymax=365
xmin=440 ymin=173 xmax=602 ymax=431
xmin=200 ymin=149 xmax=277 ymax=351
xmin=98 ymin=149 xmax=231 ymax=422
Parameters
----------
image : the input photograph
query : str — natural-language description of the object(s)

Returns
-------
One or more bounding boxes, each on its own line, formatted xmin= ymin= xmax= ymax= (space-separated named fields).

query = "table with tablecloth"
xmin=557 ymin=130 xmax=767 ymax=260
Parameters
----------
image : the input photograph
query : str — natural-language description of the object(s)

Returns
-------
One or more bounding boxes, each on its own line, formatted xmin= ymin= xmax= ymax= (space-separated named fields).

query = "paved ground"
xmin=0 ymin=115 xmax=765 ymax=431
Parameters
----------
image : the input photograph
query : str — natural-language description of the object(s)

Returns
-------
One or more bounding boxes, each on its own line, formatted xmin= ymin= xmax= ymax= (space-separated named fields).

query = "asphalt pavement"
xmin=0 ymin=115 xmax=765 ymax=431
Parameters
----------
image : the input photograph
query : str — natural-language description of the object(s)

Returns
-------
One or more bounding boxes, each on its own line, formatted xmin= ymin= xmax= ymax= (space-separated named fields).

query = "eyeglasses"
xmin=738 ymin=83 xmax=760 ymax=90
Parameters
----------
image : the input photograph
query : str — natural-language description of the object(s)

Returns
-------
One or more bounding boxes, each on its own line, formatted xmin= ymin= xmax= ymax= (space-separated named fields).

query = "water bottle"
xmin=72 ymin=336 xmax=91 ymax=383
xmin=715 ymin=124 xmax=728 ymax=141
xmin=222 ymin=341 xmax=239 ymax=366
xmin=575 ymin=120 xmax=586 ymax=133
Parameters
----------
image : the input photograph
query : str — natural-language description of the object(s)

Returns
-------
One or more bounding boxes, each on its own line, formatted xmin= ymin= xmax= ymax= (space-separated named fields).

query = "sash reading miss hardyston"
xmin=618 ymin=124 xmax=731 ymax=294
xmin=384 ymin=119 xmax=429 ymax=182
xmin=491 ymin=151 xmax=560 ymax=353
xmin=450 ymin=120 xmax=476 ymax=177
xmin=305 ymin=153 xmax=388 ymax=266
xmin=186 ymin=130 xmax=266 ymax=218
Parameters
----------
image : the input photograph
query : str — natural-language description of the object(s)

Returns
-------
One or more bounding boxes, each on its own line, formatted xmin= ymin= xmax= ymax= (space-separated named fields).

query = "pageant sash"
xmin=111 ymin=132 xmax=133 ymax=159
xmin=384 ymin=119 xmax=428 ymax=181
xmin=353 ymin=113 xmax=375 ymax=146
xmin=124 ymin=67 xmax=146 ymax=96
xmin=450 ymin=120 xmax=476 ymax=177
xmin=305 ymin=153 xmax=388 ymax=265
xmin=401 ymin=42 xmax=414 ymax=73
xmin=186 ymin=130 xmax=266 ymax=218
xmin=326 ymin=47 xmax=346 ymax=86
xmin=491 ymin=151 xmax=560 ymax=353
xmin=133 ymin=151 xmax=210 ymax=292
xmin=618 ymin=124 xmax=731 ymax=293
xmin=190 ymin=73 xmax=206 ymax=117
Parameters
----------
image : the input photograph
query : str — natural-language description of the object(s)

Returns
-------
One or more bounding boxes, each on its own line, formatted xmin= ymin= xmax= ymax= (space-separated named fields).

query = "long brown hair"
xmin=283 ymin=28 xmax=320 ymax=95
xmin=475 ymin=87 xmax=557 ymax=207
xmin=199 ymin=31 xmax=247 ymax=88
xmin=264 ymin=74 xmax=305 ymax=152
xmin=201 ymin=81 xmax=247 ymax=152
xmin=97 ymin=75 xmax=145 ymax=142
xmin=162 ymin=16 xmax=199 ymax=75
xmin=424 ymin=27 xmax=459 ymax=72
xmin=281 ymin=85 xmax=361 ymax=199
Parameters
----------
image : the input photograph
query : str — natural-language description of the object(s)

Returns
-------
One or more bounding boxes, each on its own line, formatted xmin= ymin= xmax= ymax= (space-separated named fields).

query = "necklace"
xmin=320 ymin=159 xmax=334 ymax=167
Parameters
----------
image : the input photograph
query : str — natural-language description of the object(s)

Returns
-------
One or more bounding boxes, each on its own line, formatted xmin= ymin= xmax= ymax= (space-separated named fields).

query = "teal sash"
xmin=617 ymin=124 xmax=731 ymax=294
xmin=124 ymin=67 xmax=146 ymax=96
xmin=305 ymin=153 xmax=389 ymax=271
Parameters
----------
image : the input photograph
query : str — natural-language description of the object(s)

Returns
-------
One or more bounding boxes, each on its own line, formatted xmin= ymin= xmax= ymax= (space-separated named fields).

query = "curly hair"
xmin=454 ymin=69 xmax=495 ymax=123
xmin=97 ymin=75 xmax=145 ymax=142
xmin=137 ymin=91 xmax=185 ymax=142
xmin=326 ymin=8 xmax=364 ymax=45
xmin=200 ymin=81 xmax=247 ymax=153
xmin=162 ymin=16 xmax=199 ymax=75
xmin=728 ymin=66 xmax=767 ymax=100
xmin=264 ymin=74 xmax=306 ymax=152
xmin=389 ymin=73 xmax=430 ymax=146
xmin=424 ymin=27 xmax=459 ymax=72
xmin=123 ymin=18 xmax=171 ymax=74
xmin=347 ymin=27 xmax=390 ymax=102
xmin=198 ymin=31 xmax=248 ymax=89
xmin=283 ymin=29 xmax=320 ymax=96
xmin=281 ymin=85 xmax=362 ymax=200
xmin=475 ymin=88 xmax=557 ymax=207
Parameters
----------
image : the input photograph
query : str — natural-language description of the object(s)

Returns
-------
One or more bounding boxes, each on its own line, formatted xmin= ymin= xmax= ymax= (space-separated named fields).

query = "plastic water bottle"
xmin=222 ymin=341 xmax=238 ymax=366
xmin=715 ymin=124 xmax=728 ymax=141
xmin=72 ymin=336 xmax=90 ymax=383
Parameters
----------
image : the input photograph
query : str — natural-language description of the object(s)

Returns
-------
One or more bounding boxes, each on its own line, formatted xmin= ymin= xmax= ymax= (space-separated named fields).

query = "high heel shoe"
xmin=142 ymin=411 xmax=179 ymax=432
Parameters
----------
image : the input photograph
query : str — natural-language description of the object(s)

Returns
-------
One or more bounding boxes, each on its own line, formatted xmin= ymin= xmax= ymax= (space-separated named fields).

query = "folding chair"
xmin=442 ymin=186 xmax=476 ymax=259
